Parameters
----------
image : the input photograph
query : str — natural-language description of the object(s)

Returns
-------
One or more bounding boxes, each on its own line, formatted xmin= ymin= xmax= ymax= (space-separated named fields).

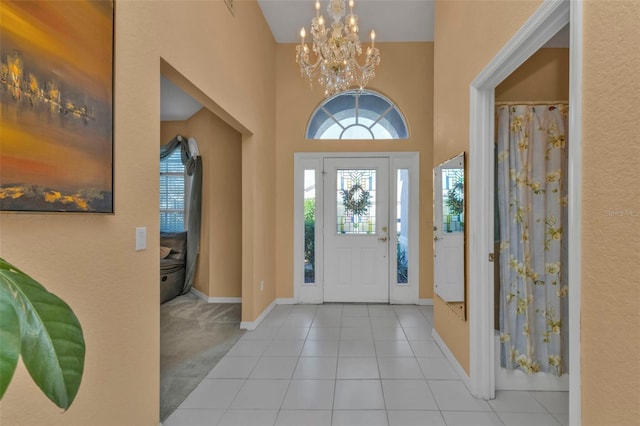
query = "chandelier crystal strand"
xmin=296 ymin=0 xmax=380 ymax=97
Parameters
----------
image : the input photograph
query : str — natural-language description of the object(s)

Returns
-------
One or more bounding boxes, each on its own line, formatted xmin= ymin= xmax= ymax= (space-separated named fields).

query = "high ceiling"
xmin=161 ymin=1 xmax=568 ymax=121
xmin=161 ymin=0 xmax=436 ymax=121
xmin=257 ymin=0 xmax=435 ymax=43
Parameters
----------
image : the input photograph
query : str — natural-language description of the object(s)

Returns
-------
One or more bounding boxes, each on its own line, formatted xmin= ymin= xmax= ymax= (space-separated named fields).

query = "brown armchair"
xmin=160 ymin=231 xmax=187 ymax=303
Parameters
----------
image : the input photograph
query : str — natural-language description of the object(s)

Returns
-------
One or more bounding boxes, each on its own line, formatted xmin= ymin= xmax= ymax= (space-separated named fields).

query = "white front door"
xmin=433 ymin=154 xmax=465 ymax=302
xmin=323 ymin=157 xmax=390 ymax=302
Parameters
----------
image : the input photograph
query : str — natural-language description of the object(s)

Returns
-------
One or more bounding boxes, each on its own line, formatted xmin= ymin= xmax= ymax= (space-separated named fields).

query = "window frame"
xmin=160 ymin=149 xmax=187 ymax=232
xmin=305 ymin=89 xmax=409 ymax=140
xmin=293 ymin=152 xmax=420 ymax=304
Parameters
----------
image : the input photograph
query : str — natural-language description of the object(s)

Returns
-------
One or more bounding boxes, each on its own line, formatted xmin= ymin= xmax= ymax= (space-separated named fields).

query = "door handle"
xmin=434 ymin=236 xmax=440 ymax=241
xmin=378 ymin=236 xmax=388 ymax=242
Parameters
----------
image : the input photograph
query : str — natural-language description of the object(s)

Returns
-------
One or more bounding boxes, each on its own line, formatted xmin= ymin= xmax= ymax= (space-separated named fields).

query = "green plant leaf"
xmin=0 ymin=258 xmax=85 ymax=410
xmin=0 ymin=284 xmax=21 ymax=399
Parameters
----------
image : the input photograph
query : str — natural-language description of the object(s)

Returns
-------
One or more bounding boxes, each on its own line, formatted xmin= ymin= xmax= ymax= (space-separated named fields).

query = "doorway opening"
xmin=493 ymin=28 xmax=570 ymax=391
xmin=294 ymin=152 xmax=419 ymax=305
xmin=159 ymin=65 xmax=246 ymax=422
xmin=468 ymin=0 xmax=582 ymax=423
xmin=494 ymin=35 xmax=571 ymax=391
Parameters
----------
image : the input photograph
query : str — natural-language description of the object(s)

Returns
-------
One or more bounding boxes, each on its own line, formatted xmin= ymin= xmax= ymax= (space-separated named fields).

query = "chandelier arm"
xmin=297 ymin=53 xmax=323 ymax=71
xmin=352 ymin=49 xmax=380 ymax=71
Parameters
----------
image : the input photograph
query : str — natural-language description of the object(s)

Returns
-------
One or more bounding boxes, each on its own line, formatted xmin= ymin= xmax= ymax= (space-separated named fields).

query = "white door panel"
xmin=433 ymin=154 xmax=465 ymax=303
xmin=324 ymin=158 xmax=389 ymax=302
xmin=435 ymin=234 xmax=465 ymax=301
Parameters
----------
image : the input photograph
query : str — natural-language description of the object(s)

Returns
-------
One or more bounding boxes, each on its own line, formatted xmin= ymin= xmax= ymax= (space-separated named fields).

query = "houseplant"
xmin=445 ymin=180 xmax=464 ymax=218
xmin=0 ymin=257 xmax=85 ymax=410
xmin=304 ymin=198 xmax=316 ymax=282
xmin=445 ymin=179 xmax=464 ymax=231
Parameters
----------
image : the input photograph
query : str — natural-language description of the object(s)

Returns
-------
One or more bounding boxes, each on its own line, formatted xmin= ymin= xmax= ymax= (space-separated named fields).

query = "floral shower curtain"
xmin=497 ymin=104 xmax=569 ymax=376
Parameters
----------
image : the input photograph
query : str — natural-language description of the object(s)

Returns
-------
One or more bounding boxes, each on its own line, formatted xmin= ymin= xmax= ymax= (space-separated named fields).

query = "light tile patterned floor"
xmin=164 ymin=304 xmax=568 ymax=426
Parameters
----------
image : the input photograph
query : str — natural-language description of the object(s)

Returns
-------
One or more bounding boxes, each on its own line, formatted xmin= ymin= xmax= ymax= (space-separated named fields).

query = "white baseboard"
xmin=190 ymin=288 xmax=209 ymax=301
xmin=210 ymin=297 xmax=242 ymax=303
xmin=190 ymin=288 xmax=241 ymax=303
xmin=238 ymin=298 xmax=311 ymax=329
xmin=240 ymin=299 xmax=277 ymax=330
xmin=432 ymin=328 xmax=471 ymax=390
xmin=235 ymin=296 xmax=435 ymax=330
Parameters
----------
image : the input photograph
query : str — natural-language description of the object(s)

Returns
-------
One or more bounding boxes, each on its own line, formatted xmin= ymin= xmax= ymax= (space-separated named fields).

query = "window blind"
xmin=160 ymin=150 xmax=185 ymax=232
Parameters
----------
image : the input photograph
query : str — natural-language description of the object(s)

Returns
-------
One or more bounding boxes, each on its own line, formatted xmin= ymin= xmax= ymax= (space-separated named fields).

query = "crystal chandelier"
xmin=296 ymin=0 xmax=380 ymax=97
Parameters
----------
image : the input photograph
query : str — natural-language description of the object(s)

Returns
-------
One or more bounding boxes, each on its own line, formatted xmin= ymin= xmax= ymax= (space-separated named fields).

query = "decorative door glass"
xmin=336 ymin=169 xmax=376 ymax=235
xmin=396 ymin=169 xmax=409 ymax=283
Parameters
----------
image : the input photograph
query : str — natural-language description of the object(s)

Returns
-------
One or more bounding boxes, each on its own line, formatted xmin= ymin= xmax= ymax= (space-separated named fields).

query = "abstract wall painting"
xmin=0 ymin=0 xmax=114 ymax=213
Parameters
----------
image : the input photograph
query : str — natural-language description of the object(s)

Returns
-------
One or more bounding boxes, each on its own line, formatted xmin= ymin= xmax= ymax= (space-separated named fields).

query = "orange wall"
xmin=274 ymin=42 xmax=435 ymax=301
xmin=496 ymin=48 xmax=569 ymax=102
xmin=448 ymin=46 xmax=568 ymax=375
xmin=187 ymin=108 xmax=242 ymax=299
xmin=161 ymin=121 xmax=187 ymax=146
xmin=434 ymin=1 xmax=640 ymax=422
xmin=1 ymin=0 xmax=637 ymax=423
xmin=161 ymin=109 xmax=243 ymax=299
xmin=151 ymin=2 xmax=277 ymax=327
xmin=581 ymin=1 xmax=640 ymax=423
xmin=0 ymin=1 xmax=275 ymax=424
xmin=433 ymin=0 xmax=543 ymax=375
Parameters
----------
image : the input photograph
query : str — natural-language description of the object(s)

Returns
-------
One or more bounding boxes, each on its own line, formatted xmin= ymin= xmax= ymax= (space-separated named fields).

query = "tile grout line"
xmin=224 ymin=305 xmax=290 ymax=424
xmin=330 ymin=307 xmax=343 ymax=426
xmin=398 ymin=305 xmax=448 ymax=425
xmin=271 ymin=305 xmax=297 ymax=425
xmin=225 ymin=308 xmax=283 ymax=424
xmin=168 ymin=303 xmax=567 ymax=426
xmin=372 ymin=306 xmax=392 ymax=426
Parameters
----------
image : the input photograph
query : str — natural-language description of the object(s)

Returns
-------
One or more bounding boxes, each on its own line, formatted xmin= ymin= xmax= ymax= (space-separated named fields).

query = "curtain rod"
xmin=495 ymin=101 xmax=568 ymax=106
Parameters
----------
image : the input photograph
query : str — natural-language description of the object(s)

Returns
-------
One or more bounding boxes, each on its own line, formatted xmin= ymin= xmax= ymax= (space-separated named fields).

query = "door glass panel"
xmin=441 ymin=167 xmax=464 ymax=233
xmin=396 ymin=169 xmax=409 ymax=284
xmin=336 ymin=169 xmax=376 ymax=235
xmin=304 ymin=169 xmax=316 ymax=283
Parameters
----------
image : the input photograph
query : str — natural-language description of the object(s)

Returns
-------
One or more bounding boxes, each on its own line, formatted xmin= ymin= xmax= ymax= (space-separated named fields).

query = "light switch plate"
xmin=135 ymin=227 xmax=146 ymax=251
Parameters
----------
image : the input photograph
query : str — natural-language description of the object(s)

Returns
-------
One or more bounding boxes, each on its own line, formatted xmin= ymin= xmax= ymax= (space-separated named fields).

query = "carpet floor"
xmin=160 ymin=292 xmax=244 ymax=422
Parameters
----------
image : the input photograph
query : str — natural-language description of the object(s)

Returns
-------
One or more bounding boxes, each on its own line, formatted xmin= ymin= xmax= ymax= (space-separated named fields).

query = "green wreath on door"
xmin=341 ymin=183 xmax=371 ymax=216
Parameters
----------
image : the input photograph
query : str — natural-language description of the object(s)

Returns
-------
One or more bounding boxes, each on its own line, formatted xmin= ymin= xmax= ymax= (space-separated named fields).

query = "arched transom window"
xmin=306 ymin=90 xmax=408 ymax=140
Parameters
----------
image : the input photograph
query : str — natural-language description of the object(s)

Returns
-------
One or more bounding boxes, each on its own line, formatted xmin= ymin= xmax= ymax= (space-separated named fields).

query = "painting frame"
xmin=0 ymin=0 xmax=115 ymax=213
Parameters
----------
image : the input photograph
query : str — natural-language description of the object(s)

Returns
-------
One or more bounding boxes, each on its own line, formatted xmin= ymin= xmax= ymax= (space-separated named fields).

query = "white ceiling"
xmin=160 ymin=76 xmax=202 ymax=121
xmin=161 ymin=1 xmax=435 ymax=121
xmin=161 ymin=3 xmax=568 ymax=121
xmin=257 ymin=0 xmax=435 ymax=43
